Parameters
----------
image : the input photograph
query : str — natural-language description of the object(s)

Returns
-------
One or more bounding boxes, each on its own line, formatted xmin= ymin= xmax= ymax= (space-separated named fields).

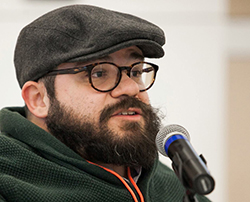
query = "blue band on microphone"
xmin=164 ymin=134 xmax=187 ymax=156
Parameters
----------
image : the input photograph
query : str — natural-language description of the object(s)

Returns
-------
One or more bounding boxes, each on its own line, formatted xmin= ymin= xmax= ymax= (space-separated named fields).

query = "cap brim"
xmin=67 ymin=39 xmax=164 ymax=63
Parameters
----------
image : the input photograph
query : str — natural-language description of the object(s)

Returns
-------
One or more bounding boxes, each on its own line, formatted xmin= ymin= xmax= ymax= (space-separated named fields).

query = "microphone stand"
xmin=183 ymin=190 xmax=198 ymax=202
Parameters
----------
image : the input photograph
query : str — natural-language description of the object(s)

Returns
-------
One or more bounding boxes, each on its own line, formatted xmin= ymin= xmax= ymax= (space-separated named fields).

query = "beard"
xmin=45 ymin=96 xmax=161 ymax=169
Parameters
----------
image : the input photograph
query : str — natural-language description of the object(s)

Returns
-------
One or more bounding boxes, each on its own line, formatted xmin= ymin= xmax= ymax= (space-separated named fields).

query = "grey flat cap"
xmin=14 ymin=4 xmax=165 ymax=88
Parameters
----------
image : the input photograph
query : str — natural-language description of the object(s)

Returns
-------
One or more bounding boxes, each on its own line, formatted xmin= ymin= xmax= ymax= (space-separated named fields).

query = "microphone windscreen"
xmin=155 ymin=124 xmax=190 ymax=156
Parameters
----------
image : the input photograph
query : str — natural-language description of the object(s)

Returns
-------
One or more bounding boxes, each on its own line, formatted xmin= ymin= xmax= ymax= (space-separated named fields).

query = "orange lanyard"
xmin=127 ymin=167 xmax=145 ymax=202
xmin=87 ymin=161 xmax=144 ymax=202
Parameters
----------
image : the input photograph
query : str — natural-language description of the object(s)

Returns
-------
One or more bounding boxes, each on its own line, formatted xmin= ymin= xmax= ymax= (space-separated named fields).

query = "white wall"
xmin=0 ymin=0 xmax=237 ymax=201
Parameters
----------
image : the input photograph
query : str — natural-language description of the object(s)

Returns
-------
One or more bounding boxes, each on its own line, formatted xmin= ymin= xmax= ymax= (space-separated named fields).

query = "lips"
xmin=112 ymin=108 xmax=142 ymax=117
xmin=118 ymin=111 xmax=136 ymax=115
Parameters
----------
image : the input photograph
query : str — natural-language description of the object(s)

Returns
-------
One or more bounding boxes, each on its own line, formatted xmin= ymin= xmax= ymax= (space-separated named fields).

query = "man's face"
xmin=45 ymin=46 xmax=161 ymax=169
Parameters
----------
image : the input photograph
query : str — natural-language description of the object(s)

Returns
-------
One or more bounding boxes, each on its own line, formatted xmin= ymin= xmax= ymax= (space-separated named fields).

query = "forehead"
xmin=57 ymin=46 xmax=144 ymax=69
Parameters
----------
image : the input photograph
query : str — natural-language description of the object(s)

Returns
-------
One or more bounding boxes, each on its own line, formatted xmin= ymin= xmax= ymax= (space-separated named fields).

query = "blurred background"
xmin=1 ymin=0 xmax=250 ymax=201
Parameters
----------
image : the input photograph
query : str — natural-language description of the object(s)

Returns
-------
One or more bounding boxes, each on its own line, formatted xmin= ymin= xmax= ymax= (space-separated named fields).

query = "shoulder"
xmin=151 ymin=160 xmax=184 ymax=190
xmin=146 ymin=160 xmax=185 ymax=201
xmin=149 ymin=160 xmax=212 ymax=202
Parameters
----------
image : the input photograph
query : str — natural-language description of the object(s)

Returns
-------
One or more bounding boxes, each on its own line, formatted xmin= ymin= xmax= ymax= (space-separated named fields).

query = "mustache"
xmin=99 ymin=97 xmax=153 ymax=124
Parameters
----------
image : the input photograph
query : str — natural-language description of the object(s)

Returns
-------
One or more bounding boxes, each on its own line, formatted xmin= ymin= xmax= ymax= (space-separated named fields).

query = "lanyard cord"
xmin=87 ymin=161 xmax=144 ymax=202
xmin=127 ymin=167 xmax=145 ymax=202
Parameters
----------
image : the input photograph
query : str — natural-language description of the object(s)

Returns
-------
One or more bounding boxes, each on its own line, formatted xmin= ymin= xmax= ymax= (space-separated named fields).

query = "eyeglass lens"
xmin=90 ymin=62 xmax=155 ymax=92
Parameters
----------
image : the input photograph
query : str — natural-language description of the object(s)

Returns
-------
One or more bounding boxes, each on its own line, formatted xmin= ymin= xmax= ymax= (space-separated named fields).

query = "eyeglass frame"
xmin=43 ymin=61 xmax=159 ymax=93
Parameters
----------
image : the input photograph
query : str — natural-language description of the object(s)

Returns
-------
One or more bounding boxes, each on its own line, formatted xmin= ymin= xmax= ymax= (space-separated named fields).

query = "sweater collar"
xmin=0 ymin=106 xmax=160 ymax=186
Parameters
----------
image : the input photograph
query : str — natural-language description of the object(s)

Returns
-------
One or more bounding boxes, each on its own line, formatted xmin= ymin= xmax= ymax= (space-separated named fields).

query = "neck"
xmin=97 ymin=163 xmax=128 ymax=178
xmin=28 ymin=114 xmax=49 ymax=132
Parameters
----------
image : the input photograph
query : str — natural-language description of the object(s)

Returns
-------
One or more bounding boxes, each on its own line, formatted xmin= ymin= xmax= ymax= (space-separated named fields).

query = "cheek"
xmin=139 ymin=92 xmax=150 ymax=104
xmin=55 ymin=77 xmax=91 ymax=106
xmin=57 ymin=90 xmax=107 ymax=122
xmin=55 ymin=79 xmax=100 ymax=116
xmin=54 ymin=76 xmax=114 ymax=124
xmin=69 ymin=94 xmax=102 ymax=117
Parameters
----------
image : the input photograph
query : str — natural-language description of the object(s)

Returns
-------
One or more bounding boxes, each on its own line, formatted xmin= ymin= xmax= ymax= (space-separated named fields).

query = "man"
xmin=0 ymin=5 xmax=210 ymax=202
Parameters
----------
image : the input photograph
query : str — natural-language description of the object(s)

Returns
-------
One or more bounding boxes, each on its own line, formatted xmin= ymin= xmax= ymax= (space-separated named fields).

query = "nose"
xmin=110 ymin=71 xmax=140 ymax=98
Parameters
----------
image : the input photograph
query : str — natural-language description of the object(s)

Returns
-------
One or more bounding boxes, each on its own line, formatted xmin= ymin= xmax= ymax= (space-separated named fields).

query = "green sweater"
xmin=0 ymin=107 xmax=211 ymax=202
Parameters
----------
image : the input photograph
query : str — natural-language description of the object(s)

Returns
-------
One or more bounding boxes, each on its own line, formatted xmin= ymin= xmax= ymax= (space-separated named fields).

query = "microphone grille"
xmin=155 ymin=124 xmax=190 ymax=156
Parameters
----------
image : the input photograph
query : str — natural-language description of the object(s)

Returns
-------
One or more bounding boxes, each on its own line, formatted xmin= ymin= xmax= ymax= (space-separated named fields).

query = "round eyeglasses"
xmin=44 ymin=61 xmax=159 ymax=92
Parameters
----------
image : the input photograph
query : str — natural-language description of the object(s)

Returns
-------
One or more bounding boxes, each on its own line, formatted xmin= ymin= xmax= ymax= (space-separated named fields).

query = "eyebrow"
xmin=130 ymin=52 xmax=144 ymax=61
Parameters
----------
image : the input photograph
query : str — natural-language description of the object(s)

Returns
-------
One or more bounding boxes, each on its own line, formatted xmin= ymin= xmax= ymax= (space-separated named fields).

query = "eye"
xmin=91 ymin=69 xmax=108 ymax=78
xmin=143 ymin=67 xmax=154 ymax=73
xmin=131 ymin=70 xmax=142 ymax=77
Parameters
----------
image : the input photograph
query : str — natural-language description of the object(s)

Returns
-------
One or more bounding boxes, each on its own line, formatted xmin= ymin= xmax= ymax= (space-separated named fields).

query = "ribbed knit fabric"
xmin=0 ymin=107 xmax=211 ymax=202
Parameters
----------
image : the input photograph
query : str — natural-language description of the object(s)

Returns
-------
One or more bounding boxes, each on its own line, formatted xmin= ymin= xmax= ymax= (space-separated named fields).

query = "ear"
xmin=22 ymin=81 xmax=50 ymax=118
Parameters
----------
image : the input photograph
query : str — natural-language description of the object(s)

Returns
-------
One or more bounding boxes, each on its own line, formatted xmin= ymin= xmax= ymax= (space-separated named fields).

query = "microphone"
xmin=155 ymin=124 xmax=215 ymax=195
